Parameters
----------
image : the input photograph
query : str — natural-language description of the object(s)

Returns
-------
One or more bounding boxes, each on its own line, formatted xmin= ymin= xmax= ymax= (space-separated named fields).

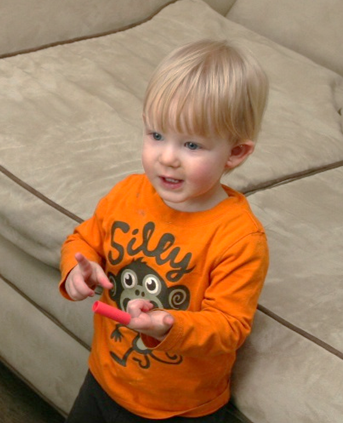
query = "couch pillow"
xmin=227 ymin=0 xmax=343 ymax=76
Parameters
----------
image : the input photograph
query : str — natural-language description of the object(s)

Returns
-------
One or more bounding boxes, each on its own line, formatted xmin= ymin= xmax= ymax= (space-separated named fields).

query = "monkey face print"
xmin=107 ymin=259 xmax=190 ymax=368
xmin=108 ymin=258 xmax=190 ymax=312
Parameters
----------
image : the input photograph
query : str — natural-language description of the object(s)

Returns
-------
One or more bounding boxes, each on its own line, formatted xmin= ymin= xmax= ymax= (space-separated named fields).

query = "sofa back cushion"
xmin=227 ymin=0 xmax=343 ymax=76
xmin=0 ymin=0 xmax=175 ymax=56
xmin=0 ymin=0 xmax=238 ymax=57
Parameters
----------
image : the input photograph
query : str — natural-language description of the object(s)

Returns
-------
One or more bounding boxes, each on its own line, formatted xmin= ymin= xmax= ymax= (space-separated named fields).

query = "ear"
xmin=225 ymin=140 xmax=255 ymax=170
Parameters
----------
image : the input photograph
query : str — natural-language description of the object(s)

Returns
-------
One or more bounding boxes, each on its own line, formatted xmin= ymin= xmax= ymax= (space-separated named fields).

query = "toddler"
xmin=60 ymin=39 xmax=269 ymax=422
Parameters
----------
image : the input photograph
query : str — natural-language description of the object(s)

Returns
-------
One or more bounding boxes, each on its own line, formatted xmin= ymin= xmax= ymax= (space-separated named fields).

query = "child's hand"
xmin=65 ymin=253 xmax=113 ymax=301
xmin=126 ymin=299 xmax=174 ymax=341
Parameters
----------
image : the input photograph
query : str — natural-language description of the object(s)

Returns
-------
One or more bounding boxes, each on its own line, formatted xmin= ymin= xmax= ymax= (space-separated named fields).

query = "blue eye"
xmin=185 ymin=142 xmax=200 ymax=150
xmin=152 ymin=132 xmax=163 ymax=141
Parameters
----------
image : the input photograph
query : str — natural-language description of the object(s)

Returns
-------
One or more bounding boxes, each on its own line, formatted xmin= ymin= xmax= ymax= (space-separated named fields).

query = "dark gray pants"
xmin=66 ymin=371 xmax=228 ymax=423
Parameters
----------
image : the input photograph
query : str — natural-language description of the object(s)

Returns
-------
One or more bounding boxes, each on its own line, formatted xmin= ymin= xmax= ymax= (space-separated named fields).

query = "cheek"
xmin=188 ymin=158 xmax=224 ymax=185
xmin=141 ymin=145 xmax=153 ymax=172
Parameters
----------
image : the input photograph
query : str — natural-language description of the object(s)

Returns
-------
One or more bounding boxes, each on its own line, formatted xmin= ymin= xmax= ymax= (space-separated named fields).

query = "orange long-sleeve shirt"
xmin=60 ymin=174 xmax=268 ymax=419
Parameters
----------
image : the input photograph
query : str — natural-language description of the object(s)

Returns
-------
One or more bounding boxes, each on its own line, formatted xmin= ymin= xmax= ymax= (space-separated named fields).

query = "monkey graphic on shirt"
xmin=108 ymin=258 xmax=190 ymax=368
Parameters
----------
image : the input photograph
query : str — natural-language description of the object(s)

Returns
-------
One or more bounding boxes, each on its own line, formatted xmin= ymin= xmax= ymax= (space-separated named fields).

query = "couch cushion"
xmin=227 ymin=0 xmax=343 ymax=77
xmin=1 ymin=0 xmax=342 ymax=269
xmin=0 ymin=0 xmax=176 ymax=56
xmin=249 ymin=167 xmax=343 ymax=352
xmin=0 ymin=274 xmax=90 ymax=415
xmin=232 ymin=310 xmax=343 ymax=423
xmin=232 ymin=166 xmax=343 ymax=423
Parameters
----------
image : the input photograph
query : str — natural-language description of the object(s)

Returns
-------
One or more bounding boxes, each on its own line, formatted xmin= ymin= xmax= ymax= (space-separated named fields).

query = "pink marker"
xmin=92 ymin=301 xmax=131 ymax=325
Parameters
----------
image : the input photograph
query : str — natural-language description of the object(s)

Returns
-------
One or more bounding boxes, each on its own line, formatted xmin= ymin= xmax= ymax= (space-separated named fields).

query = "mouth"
xmin=162 ymin=177 xmax=182 ymax=183
xmin=159 ymin=176 xmax=183 ymax=188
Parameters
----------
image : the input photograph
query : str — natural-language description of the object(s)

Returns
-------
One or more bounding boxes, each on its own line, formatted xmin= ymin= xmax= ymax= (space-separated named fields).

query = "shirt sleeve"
xmin=142 ymin=232 xmax=269 ymax=357
xmin=59 ymin=195 xmax=109 ymax=299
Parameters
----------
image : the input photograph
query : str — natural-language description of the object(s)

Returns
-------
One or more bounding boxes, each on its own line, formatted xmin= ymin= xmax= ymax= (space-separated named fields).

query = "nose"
xmin=158 ymin=144 xmax=180 ymax=168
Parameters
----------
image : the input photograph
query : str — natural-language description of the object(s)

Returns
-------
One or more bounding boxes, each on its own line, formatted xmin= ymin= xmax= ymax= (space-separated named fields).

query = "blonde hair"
xmin=143 ymin=39 xmax=268 ymax=145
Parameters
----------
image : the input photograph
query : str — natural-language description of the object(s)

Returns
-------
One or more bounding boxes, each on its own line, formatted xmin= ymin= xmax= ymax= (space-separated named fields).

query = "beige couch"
xmin=1 ymin=1 xmax=342 ymax=422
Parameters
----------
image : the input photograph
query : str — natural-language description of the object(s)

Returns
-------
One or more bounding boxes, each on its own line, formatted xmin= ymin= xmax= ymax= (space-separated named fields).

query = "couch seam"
xmin=257 ymin=304 xmax=343 ymax=360
xmin=2 ymin=161 xmax=342 ymax=226
xmin=0 ymin=272 xmax=91 ymax=352
xmin=244 ymin=160 xmax=343 ymax=196
xmin=0 ymin=164 xmax=83 ymax=224
xmin=0 ymin=0 xmax=179 ymax=60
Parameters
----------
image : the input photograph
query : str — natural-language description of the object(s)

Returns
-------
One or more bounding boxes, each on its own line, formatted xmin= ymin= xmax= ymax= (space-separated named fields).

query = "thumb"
xmin=163 ymin=314 xmax=174 ymax=328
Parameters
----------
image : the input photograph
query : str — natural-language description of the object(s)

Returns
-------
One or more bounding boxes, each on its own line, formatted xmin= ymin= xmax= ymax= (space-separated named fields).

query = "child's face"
xmin=142 ymin=125 xmax=234 ymax=212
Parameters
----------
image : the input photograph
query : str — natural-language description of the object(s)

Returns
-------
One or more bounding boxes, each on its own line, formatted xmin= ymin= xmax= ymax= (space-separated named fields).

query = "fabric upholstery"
xmin=0 ymin=0 xmax=175 ymax=56
xmin=0 ymin=273 xmax=90 ymax=415
xmin=232 ymin=167 xmax=343 ymax=422
xmin=227 ymin=0 xmax=343 ymax=76
xmin=232 ymin=311 xmax=343 ymax=423
xmin=0 ymin=0 xmax=237 ymax=57
xmin=249 ymin=167 xmax=343 ymax=353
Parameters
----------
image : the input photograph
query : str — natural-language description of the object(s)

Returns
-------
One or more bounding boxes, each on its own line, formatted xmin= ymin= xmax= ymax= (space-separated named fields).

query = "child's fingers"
xmin=127 ymin=299 xmax=154 ymax=318
xmin=67 ymin=273 xmax=95 ymax=300
xmin=75 ymin=253 xmax=92 ymax=280
xmin=126 ymin=301 xmax=174 ymax=340
xmin=74 ymin=253 xmax=112 ymax=290
xmin=96 ymin=268 xmax=113 ymax=290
